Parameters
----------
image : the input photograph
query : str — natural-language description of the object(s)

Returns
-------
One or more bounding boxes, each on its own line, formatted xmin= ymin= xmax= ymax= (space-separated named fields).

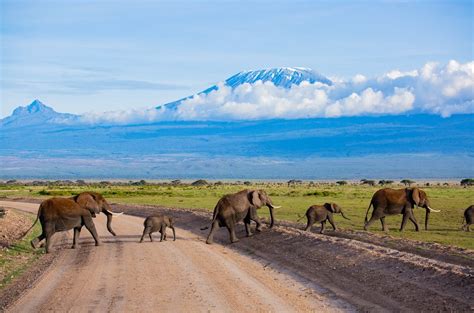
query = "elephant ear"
xmin=250 ymin=191 xmax=264 ymax=208
xmin=411 ymin=188 xmax=421 ymax=206
xmin=324 ymin=203 xmax=336 ymax=213
xmin=75 ymin=193 xmax=101 ymax=214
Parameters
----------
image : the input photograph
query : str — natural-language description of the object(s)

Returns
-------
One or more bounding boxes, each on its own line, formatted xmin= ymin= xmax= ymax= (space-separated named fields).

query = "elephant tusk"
xmin=272 ymin=205 xmax=282 ymax=209
xmin=104 ymin=209 xmax=124 ymax=216
xmin=427 ymin=207 xmax=440 ymax=213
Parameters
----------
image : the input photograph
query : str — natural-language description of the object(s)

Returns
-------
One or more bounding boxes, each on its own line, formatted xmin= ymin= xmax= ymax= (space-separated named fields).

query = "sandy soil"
xmin=0 ymin=201 xmax=351 ymax=313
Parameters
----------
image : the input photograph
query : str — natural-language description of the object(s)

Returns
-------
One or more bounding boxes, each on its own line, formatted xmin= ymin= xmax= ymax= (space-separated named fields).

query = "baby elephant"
xmin=462 ymin=205 xmax=473 ymax=232
xmin=140 ymin=215 xmax=176 ymax=242
xmin=301 ymin=203 xmax=349 ymax=234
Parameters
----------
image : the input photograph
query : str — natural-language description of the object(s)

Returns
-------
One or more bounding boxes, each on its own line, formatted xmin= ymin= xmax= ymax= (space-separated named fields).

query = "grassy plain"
xmin=0 ymin=213 xmax=42 ymax=290
xmin=0 ymin=182 xmax=473 ymax=249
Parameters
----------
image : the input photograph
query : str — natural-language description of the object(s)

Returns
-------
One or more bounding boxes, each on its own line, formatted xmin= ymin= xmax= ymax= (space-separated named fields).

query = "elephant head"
xmin=249 ymin=189 xmax=280 ymax=228
xmin=72 ymin=192 xmax=123 ymax=236
xmin=324 ymin=203 xmax=350 ymax=220
xmin=409 ymin=188 xmax=440 ymax=230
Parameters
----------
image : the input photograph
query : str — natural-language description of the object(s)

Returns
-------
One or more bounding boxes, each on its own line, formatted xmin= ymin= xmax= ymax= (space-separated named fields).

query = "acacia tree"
xmin=400 ymin=179 xmax=415 ymax=186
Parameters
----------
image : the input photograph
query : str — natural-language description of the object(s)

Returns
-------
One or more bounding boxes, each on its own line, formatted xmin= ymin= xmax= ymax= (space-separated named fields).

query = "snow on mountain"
xmin=160 ymin=67 xmax=332 ymax=109
xmin=1 ymin=100 xmax=78 ymax=128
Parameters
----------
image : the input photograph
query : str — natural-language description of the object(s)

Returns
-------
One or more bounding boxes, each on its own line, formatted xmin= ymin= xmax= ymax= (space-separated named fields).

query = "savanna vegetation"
xmin=0 ymin=180 xmax=473 ymax=249
xmin=0 ymin=213 xmax=42 ymax=290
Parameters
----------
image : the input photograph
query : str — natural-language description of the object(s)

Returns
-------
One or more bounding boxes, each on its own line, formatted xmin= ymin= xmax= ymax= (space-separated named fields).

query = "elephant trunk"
xmin=267 ymin=204 xmax=275 ymax=228
xmin=425 ymin=210 xmax=430 ymax=231
xmin=171 ymin=226 xmax=176 ymax=241
xmin=340 ymin=210 xmax=350 ymax=220
xmin=104 ymin=210 xmax=117 ymax=236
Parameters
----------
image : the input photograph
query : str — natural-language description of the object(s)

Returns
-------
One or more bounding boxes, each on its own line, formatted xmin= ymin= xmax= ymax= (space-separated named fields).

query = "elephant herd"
xmin=24 ymin=187 xmax=473 ymax=253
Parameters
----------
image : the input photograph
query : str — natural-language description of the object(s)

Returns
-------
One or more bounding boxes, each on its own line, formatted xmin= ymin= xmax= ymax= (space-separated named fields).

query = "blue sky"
xmin=1 ymin=0 xmax=472 ymax=117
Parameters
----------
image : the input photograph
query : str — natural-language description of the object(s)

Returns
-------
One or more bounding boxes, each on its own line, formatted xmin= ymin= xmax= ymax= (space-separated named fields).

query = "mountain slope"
xmin=160 ymin=67 xmax=332 ymax=109
xmin=1 ymin=100 xmax=78 ymax=128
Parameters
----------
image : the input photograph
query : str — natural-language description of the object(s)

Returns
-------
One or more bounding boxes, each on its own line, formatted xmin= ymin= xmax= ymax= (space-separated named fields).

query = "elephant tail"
xmin=296 ymin=213 xmax=305 ymax=223
xmin=364 ymin=202 xmax=372 ymax=223
xmin=201 ymin=203 xmax=219 ymax=230
xmin=20 ymin=203 xmax=42 ymax=239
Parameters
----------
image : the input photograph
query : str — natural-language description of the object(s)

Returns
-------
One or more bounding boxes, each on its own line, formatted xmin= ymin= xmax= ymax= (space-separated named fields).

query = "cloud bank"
xmin=81 ymin=60 xmax=473 ymax=123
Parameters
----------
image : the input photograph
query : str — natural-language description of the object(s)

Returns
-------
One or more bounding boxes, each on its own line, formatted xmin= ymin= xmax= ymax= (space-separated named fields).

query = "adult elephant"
xmin=202 ymin=189 xmax=280 ymax=244
xmin=28 ymin=197 xmax=101 ymax=253
xmin=71 ymin=192 xmax=122 ymax=236
xmin=364 ymin=187 xmax=440 ymax=231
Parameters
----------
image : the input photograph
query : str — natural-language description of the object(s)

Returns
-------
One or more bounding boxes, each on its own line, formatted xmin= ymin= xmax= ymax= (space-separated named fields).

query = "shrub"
xmin=460 ymin=178 xmax=474 ymax=186
xmin=191 ymin=179 xmax=208 ymax=186
xmin=400 ymin=179 xmax=415 ymax=186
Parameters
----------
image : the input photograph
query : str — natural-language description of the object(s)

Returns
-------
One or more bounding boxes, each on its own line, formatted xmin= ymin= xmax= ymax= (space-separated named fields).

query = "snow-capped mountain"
xmin=1 ymin=100 xmax=78 ymax=128
xmin=160 ymin=67 xmax=332 ymax=109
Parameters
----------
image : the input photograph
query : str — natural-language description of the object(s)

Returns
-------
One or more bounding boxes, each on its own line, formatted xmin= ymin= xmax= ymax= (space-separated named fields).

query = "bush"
xmin=460 ymin=178 xmax=474 ymax=186
xmin=336 ymin=181 xmax=347 ymax=185
xmin=191 ymin=179 xmax=208 ymax=186
xmin=360 ymin=179 xmax=375 ymax=186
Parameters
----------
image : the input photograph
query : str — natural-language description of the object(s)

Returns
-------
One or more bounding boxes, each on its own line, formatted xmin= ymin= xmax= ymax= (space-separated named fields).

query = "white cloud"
xmin=80 ymin=60 xmax=473 ymax=123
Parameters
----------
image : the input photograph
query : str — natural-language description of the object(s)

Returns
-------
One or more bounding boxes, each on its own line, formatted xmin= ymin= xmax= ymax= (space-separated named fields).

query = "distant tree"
xmin=361 ymin=179 xmax=375 ymax=186
xmin=243 ymin=181 xmax=252 ymax=186
xmin=214 ymin=181 xmax=223 ymax=186
xmin=287 ymin=179 xmax=303 ymax=187
xmin=400 ymin=179 xmax=415 ymax=187
xmin=100 ymin=181 xmax=111 ymax=185
xmin=191 ymin=179 xmax=208 ymax=186
xmin=378 ymin=180 xmax=394 ymax=186
xmin=171 ymin=179 xmax=181 ymax=185
xmin=336 ymin=181 xmax=347 ymax=186
xmin=6 ymin=180 xmax=17 ymax=184
xmin=460 ymin=178 xmax=474 ymax=187
xmin=76 ymin=179 xmax=86 ymax=186
xmin=425 ymin=182 xmax=430 ymax=187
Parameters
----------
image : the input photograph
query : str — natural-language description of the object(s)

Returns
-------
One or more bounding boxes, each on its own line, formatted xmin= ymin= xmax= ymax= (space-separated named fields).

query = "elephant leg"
xmin=244 ymin=215 xmax=253 ymax=237
xmin=140 ymin=226 xmax=151 ymax=243
xmin=249 ymin=208 xmax=262 ymax=232
xmin=400 ymin=212 xmax=409 ymax=231
xmin=320 ymin=221 xmax=326 ymax=234
xmin=327 ymin=215 xmax=337 ymax=231
xmin=467 ymin=224 xmax=471 ymax=232
xmin=72 ymin=226 xmax=82 ymax=249
xmin=83 ymin=217 xmax=101 ymax=246
xmin=408 ymin=211 xmax=419 ymax=231
xmin=364 ymin=214 xmax=380 ymax=231
xmin=227 ymin=221 xmax=239 ymax=243
xmin=380 ymin=217 xmax=388 ymax=231
xmin=304 ymin=217 xmax=315 ymax=232
xmin=44 ymin=224 xmax=55 ymax=254
xmin=160 ymin=226 xmax=167 ymax=242
xmin=206 ymin=220 xmax=219 ymax=244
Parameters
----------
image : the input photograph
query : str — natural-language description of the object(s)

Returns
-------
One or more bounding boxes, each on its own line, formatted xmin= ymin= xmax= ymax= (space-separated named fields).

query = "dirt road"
xmin=1 ymin=201 xmax=351 ymax=313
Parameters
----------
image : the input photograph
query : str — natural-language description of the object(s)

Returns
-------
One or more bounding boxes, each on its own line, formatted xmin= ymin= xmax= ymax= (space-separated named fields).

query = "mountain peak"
xmin=2 ymin=100 xmax=78 ymax=128
xmin=12 ymin=99 xmax=54 ymax=116
xmin=161 ymin=67 xmax=332 ymax=110
xmin=226 ymin=67 xmax=332 ymax=89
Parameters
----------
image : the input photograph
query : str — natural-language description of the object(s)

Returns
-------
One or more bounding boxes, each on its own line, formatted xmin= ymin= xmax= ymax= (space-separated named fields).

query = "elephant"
xmin=71 ymin=191 xmax=122 ymax=236
xmin=462 ymin=205 xmax=473 ymax=231
xmin=299 ymin=203 xmax=350 ymax=234
xmin=28 ymin=197 xmax=101 ymax=253
xmin=364 ymin=187 xmax=440 ymax=232
xmin=202 ymin=189 xmax=280 ymax=244
xmin=140 ymin=215 xmax=176 ymax=242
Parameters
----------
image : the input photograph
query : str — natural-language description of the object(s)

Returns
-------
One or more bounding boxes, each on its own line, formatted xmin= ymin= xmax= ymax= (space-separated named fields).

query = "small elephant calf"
xmin=462 ymin=205 xmax=473 ymax=232
xmin=300 ymin=203 xmax=349 ymax=234
xmin=140 ymin=215 xmax=176 ymax=242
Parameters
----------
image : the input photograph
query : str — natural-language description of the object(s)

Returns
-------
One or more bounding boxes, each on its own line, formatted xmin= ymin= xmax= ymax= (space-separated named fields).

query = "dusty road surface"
xmin=0 ymin=201 xmax=351 ymax=313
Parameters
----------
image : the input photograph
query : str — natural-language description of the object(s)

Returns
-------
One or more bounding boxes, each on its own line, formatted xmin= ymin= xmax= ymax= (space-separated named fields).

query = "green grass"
xmin=1 ymin=183 xmax=473 ymax=249
xmin=0 ymin=214 xmax=43 ymax=289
